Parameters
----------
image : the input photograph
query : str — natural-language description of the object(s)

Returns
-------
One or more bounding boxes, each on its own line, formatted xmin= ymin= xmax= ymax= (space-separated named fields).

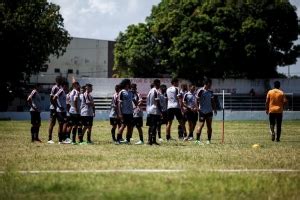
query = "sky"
xmin=49 ymin=0 xmax=300 ymax=76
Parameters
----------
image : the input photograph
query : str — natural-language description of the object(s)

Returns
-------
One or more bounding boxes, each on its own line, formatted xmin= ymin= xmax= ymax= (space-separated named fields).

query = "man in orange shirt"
xmin=265 ymin=81 xmax=287 ymax=142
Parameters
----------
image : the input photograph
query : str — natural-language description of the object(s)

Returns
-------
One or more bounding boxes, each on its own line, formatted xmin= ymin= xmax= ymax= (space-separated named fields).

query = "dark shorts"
xmin=160 ymin=111 xmax=168 ymax=125
xmin=49 ymin=109 xmax=57 ymax=124
xmin=30 ymin=111 xmax=41 ymax=125
xmin=133 ymin=117 xmax=143 ymax=128
xmin=121 ymin=114 xmax=133 ymax=126
xmin=110 ymin=118 xmax=121 ymax=126
xmin=167 ymin=108 xmax=183 ymax=121
xmin=57 ymin=112 xmax=67 ymax=124
xmin=68 ymin=114 xmax=81 ymax=126
xmin=199 ymin=112 xmax=213 ymax=122
xmin=185 ymin=111 xmax=198 ymax=122
xmin=149 ymin=114 xmax=161 ymax=127
xmin=82 ymin=116 xmax=93 ymax=127
xmin=269 ymin=113 xmax=283 ymax=126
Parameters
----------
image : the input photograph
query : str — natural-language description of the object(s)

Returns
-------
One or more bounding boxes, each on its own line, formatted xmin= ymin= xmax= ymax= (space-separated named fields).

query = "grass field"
xmin=0 ymin=120 xmax=299 ymax=200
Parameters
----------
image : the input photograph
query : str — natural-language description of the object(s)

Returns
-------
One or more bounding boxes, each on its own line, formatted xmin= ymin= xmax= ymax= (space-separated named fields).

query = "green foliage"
xmin=0 ymin=0 xmax=71 ymax=109
xmin=114 ymin=0 xmax=299 ymax=80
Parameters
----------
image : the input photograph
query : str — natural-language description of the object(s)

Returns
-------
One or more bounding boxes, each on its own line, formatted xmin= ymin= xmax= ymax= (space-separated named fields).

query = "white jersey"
xmin=69 ymin=89 xmax=81 ymax=115
xmin=49 ymin=84 xmax=59 ymax=110
xmin=147 ymin=88 xmax=161 ymax=115
xmin=80 ymin=92 xmax=94 ymax=116
xmin=28 ymin=89 xmax=42 ymax=112
xmin=109 ymin=93 xmax=118 ymax=118
xmin=132 ymin=91 xmax=143 ymax=118
xmin=55 ymin=88 xmax=67 ymax=113
xmin=167 ymin=86 xmax=181 ymax=109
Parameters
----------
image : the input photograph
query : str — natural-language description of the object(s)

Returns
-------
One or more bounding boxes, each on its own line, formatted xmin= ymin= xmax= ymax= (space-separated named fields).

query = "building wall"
xmin=30 ymin=37 xmax=114 ymax=84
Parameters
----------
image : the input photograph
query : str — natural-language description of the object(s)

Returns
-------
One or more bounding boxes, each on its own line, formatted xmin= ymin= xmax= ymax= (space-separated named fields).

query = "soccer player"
xmin=183 ymin=84 xmax=198 ymax=141
xmin=68 ymin=81 xmax=81 ymax=144
xmin=116 ymin=79 xmax=134 ymax=145
xmin=195 ymin=78 xmax=217 ymax=145
xmin=54 ymin=81 xmax=70 ymax=144
xmin=80 ymin=83 xmax=95 ymax=144
xmin=158 ymin=84 xmax=168 ymax=142
xmin=131 ymin=83 xmax=144 ymax=145
xmin=53 ymin=82 xmax=71 ymax=144
xmin=27 ymin=84 xmax=43 ymax=142
xmin=178 ymin=83 xmax=188 ymax=139
xmin=166 ymin=78 xmax=187 ymax=141
xmin=146 ymin=83 xmax=154 ymax=144
xmin=109 ymin=84 xmax=121 ymax=142
xmin=147 ymin=79 xmax=161 ymax=145
xmin=47 ymin=76 xmax=62 ymax=144
xmin=265 ymin=81 xmax=288 ymax=142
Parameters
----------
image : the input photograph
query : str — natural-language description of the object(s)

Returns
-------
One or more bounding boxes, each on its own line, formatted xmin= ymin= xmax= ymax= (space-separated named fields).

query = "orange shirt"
xmin=266 ymin=89 xmax=287 ymax=113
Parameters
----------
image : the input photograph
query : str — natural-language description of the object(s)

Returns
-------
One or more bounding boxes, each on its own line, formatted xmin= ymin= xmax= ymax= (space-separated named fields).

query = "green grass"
xmin=0 ymin=120 xmax=299 ymax=200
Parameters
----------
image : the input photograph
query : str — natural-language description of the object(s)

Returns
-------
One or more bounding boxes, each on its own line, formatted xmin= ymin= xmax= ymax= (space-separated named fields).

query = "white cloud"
xmin=80 ymin=0 xmax=117 ymax=15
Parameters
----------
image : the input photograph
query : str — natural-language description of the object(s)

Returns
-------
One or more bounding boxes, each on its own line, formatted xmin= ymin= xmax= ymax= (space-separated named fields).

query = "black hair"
xmin=203 ymin=78 xmax=212 ymax=85
xmin=120 ymin=79 xmax=131 ymax=89
xmin=86 ymin=83 xmax=93 ymax=88
xmin=171 ymin=78 xmax=179 ymax=84
xmin=153 ymin=79 xmax=160 ymax=87
xmin=274 ymin=81 xmax=280 ymax=89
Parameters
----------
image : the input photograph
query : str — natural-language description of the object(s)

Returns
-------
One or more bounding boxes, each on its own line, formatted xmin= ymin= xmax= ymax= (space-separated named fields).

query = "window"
xmin=67 ymin=69 xmax=73 ymax=74
xmin=54 ymin=68 xmax=60 ymax=73
xmin=76 ymin=70 xmax=79 ymax=75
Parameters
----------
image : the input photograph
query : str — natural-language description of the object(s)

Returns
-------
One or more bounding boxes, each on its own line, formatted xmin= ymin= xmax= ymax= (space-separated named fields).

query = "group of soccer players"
xmin=27 ymin=76 xmax=95 ymax=144
xmin=109 ymin=78 xmax=217 ymax=145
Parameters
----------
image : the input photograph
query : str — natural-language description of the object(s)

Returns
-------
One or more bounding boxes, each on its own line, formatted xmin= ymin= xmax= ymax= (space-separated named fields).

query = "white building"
xmin=30 ymin=37 xmax=115 ymax=84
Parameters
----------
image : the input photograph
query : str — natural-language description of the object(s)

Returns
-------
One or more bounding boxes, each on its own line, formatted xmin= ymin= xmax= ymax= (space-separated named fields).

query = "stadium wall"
xmin=1 ymin=111 xmax=299 ymax=121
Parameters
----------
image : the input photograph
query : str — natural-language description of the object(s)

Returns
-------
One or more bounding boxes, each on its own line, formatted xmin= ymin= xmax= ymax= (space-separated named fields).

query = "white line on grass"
xmin=0 ymin=169 xmax=299 ymax=174
xmin=0 ymin=169 xmax=185 ymax=174
xmin=210 ymin=169 xmax=300 ymax=173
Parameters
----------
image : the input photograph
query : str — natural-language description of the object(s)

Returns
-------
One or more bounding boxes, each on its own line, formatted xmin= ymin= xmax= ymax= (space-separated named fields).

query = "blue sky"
xmin=49 ymin=0 xmax=300 ymax=76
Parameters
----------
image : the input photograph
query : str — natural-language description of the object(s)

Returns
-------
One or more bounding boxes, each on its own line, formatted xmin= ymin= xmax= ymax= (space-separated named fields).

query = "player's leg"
xmin=175 ymin=109 xmax=187 ymax=139
xmin=195 ymin=112 xmax=205 ymax=144
xmin=275 ymin=113 xmax=283 ymax=142
xmin=125 ymin=115 xmax=133 ymax=143
xmin=110 ymin=118 xmax=117 ymax=142
xmin=166 ymin=108 xmax=175 ymax=140
xmin=48 ymin=109 xmax=56 ymax=142
xmin=205 ymin=113 xmax=213 ymax=144
xmin=269 ymin=113 xmax=276 ymax=141
xmin=135 ymin=118 xmax=144 ymax=144
xmin=86 ymin=117 xmax=93 ymax=143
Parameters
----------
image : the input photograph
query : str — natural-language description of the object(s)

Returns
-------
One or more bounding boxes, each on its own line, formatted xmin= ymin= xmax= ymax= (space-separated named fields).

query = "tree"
xmin=0 ymin=0 xmax=71 ymax=110
xmin=114 ymin=0 xmax=299 ymax=80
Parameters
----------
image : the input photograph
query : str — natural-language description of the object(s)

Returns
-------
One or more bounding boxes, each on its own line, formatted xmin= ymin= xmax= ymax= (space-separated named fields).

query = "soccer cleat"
xmin=195 ymin=140 xmax=204 ymax=145
xmin=35 ymin=139 xmax=42 ymax=143
xmin=63 ymin=138 xmax=72 ymax=144
xmin=87 ymin=141 xmax=94 ymax=145
xmin=71 ymin=142 xmax=78 ymax=145
xmin=47 ymin=140 xmax=55 ymax=144
xmin=135 ymin=140 xmax=144 ymax=145
xmin=79 ymin=141 xmax=88 ymax=145
xmin=158 ymin=138 xmax=164 ymax=142
xmin=115 ymin=141 xmax=121 ymax=145
xmin=271 ymin=134 xmax=275 ymax=141
xmin=188 ymin=137 xmax=194 ymax=141
xmin=206 ymin=140 xmax=211 ymax=145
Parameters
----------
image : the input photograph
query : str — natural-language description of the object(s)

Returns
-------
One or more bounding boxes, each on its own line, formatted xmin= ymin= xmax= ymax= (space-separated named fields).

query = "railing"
xmin=94 ymin=94 xmax=300 ymax=111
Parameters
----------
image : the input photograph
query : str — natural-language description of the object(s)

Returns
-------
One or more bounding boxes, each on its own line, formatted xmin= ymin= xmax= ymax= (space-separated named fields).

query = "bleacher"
xmin=94 ymin=94 xmax=300 ymax=111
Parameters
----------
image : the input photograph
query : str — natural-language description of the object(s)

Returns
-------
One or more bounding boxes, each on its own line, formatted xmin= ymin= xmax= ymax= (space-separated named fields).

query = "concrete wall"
xmin=30 ymin=37 xmax=114 ymax=84
xmin=1 ymin=111 xmax=299 ymax=121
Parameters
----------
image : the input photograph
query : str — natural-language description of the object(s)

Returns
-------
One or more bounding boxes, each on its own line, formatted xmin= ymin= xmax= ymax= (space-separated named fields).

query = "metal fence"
xmin=94 ymin=93 xmax=300 ymax=111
